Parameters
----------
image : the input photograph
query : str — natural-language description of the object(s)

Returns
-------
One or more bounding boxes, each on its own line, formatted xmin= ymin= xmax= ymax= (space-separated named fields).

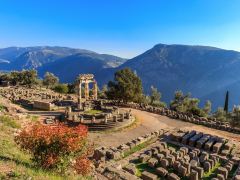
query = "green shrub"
xmin=213 ymin=107 xmax=227 ymax=122
xmin=53 ymin=84 xmax=69 ymax=94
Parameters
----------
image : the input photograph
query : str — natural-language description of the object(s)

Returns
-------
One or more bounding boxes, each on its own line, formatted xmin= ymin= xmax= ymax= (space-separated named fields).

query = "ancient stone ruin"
xmin=92 ymin=129 xmax=240 ymax=179
xmin=77 ymin=74 xmax=98 ymax=110
xmin=65 ymin=103 xmax=134 ymax=131
xmin=61 ymin=74 xmax=135 ymax=131
xmin=0 ymin=86 xmax=75 ymax=111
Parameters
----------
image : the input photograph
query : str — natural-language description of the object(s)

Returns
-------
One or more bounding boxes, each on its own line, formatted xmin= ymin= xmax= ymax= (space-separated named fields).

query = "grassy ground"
xmin=0 ymin=115 xmax=92 ymax=180
xmin=91 ymin=115 xmax=139 ymax=134
xmin=26 ymin=114 xmax=39 ymax=122
xmin=0 ymin=104 xmax=5 ymax=112
xmin=203 ymin=162 xmax=221 ymax=179
xmin=84 ymin=110 xmax=102 ymax=115
xmin=122 ymin=138 xmax=157 ymax=158
xmin=167 ymin=142 xmax=180 ymax=151
xmin=135 ymin=162 xmax=156 ymax=177
xmin=0 ymin=116 xmax=21 ymax=129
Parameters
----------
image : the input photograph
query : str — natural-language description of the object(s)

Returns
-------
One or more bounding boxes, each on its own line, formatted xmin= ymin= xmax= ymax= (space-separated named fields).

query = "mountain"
xmin=1 ymin=44 xmax=240 ymax=110
xmin=0 ymin=47 xmax=33 ymax=62
xmin=117 ymin=44 xmax=240 ymax=110
xmin=0 ymin=46 xmax=127 ymax=70
xmin=37 ymin=53 xmax=123 ymax=82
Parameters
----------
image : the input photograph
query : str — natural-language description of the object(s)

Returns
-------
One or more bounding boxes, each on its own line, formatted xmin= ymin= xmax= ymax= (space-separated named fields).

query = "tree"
xmin=67 ymin=83 xmax=76 ymax=94
xmin=22 ymin=70 xmax=38 ymax=86
xmin=203 ymin=100 xmax=212 ymax=115
xmin=231 ymin=105 xmax=240 ymax=126
xmin=99 ymin=84 xmax=108 ymax=99
xmin=224 ymin=91 xmax=229 ymax=114
xmin=10 ymin=70 xmax=38 ymax=87
xmin=0 ymin=73 xmax=11 ymax=85
xmin=214 ymin=107 xmax=227 ymax=122
xmin=184 ymin=98 xmax=201 ymax=115
xmin=142 ymin=95 xmax=151 ymax=104
xmin=148 ymin=86 xmax=166 ymax=107
xmin=170 ymin=90 xmax=207 ymax=116
xmin=150 ymin=86 xmax=161 ymax=105
xmin=0 ymin=73 xmax=10 ymax=81
xmin=35 ymin=78 xmax=43 ymax=88
xmin=10 ymin=71 xmax=23 ymax=85
xmin=170 ymin=91 xmax=190 ymax=111
xmin=7 ymin=70 xmax=38 ymax=87
xmin=43 ymin=72 xmax=59 ymax=88
xmin=1 ymin=70 xmax=38 ymax=87
xmin=54 ymin=84 xmax=69 ymax=94
xmin=107 ymin=68 xmax=143 ymax=103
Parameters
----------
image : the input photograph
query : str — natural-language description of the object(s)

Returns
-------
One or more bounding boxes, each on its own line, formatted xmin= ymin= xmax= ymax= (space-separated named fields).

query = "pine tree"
xmin=224 ymin=91 xmax=229 ymax=113
xmin=107 ymin=68 xmax=143 ymax=103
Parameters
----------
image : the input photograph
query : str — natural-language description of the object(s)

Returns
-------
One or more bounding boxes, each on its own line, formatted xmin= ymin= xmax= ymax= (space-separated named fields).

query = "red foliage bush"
xmin=73 ymin=155 xmax=92 ymax=175
xmin=15 ymin=123 xmax=91 ymax=174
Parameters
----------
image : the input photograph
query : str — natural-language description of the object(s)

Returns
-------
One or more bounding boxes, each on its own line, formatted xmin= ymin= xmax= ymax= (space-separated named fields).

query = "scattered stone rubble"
xmin=0 ymin=86 xmax=75 ymax=110
xmin=92 ymin=129 xmax=240 ymax=180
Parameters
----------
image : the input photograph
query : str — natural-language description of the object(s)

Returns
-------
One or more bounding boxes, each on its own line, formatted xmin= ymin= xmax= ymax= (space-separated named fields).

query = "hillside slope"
xmin=38 ymin=53 xmax=118 ymax=82
xmin=118 ymin=44 xmax=240 ymax=109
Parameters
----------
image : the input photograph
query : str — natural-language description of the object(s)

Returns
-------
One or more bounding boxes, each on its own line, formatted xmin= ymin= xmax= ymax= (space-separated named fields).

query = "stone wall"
xmin=123 ymin=103 xmax=240 ymax=134
xmin=33 ymin=101 xmax=54 ymax=111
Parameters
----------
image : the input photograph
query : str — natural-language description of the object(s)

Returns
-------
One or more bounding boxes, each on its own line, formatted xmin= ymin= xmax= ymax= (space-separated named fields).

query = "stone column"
xmin=93 ymin=81 xmax=98 ymax=100
xmin=104 ymin=114 xmax=108 ymax=124
xmin=80 ymin=116 xmax=84 ymax=123
xmin=78 ymin=81 xmax=82 ymax=109
xmin=92 ymin=116 xmax=96 ymax=123
xmin=84 ymin=82 xmax=89 ymax=100
xmin=67 ymin=106 xmax=72 ymax=113
xmin=113 ymin=115 xmax=118 ymax=122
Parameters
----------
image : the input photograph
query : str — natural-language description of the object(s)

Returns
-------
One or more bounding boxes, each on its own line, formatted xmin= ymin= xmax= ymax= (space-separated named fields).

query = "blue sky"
xmin=0 ymin=0 xmax=240 ymax=58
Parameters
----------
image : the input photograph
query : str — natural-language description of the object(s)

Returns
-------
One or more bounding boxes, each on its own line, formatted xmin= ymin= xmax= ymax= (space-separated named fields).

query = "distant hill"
xmin=0 ymin=46 xmax=127 ymax=70
xmin=38 ymin=53 xmax=123 ymax=82
xmin=1 ymin=44 xmax=240 ymax=110
xmin=117 ymin=44 xmax=240 ymax=110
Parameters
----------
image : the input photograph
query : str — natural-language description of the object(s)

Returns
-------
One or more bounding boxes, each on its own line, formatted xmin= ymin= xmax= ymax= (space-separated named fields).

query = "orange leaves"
xmin=73 ymin=156 xmax=92 ymax=175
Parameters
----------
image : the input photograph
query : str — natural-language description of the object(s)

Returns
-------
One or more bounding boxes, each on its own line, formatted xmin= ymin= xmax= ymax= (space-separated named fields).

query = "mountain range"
xmin=1 ymin=44 xmax=240 ymax=111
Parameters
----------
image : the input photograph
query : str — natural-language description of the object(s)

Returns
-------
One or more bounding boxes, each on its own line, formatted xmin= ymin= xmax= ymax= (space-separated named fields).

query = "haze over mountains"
xmin=1 ymin=44 xmax=240 ymax=110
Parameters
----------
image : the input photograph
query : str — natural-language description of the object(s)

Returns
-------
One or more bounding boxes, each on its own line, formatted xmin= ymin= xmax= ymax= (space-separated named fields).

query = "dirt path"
xmin=88 ymin=108 xmax=240 ymax=147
